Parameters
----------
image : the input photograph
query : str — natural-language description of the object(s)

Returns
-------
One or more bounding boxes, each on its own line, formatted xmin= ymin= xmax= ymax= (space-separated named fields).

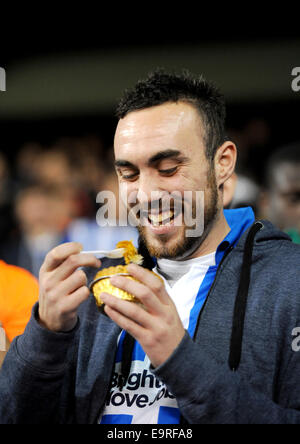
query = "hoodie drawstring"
xmin=228 ymin=221 xmax=263 ymax=371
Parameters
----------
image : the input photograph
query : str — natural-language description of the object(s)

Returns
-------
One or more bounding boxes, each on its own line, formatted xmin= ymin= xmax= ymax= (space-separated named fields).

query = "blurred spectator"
xmin=36 ymin=136 xmax=106 ymax=217
xmin=0 ymin=260 xmax=39 ymax=367
xmin=226 ymin=173 xmax=260 ymax=214
xmin=228 ymin=117 xmax=272 ymax=184
xmin=65 ymin=158 xmax=139 ymax=250
xmin=258 ymin=142 xmax=300 ymax=243
xmin=0 ymin=260 xmax=38 ymax=342
xmin=66 ymin=135 xmax=106 ymax=194
xmin=0 ymin=152 xmax=11 ymax=204
xmin=15 ymin=142 xmax=44 ymax=185
xmin=45 ymin=135 xmax=105 ymax=190
xmin=0 ymin=183 xmax=75 ymax=277
xmin=0 ymin=134 xmax=120 ymax=275
xmin=33 ymin=148 xmax=73 ymax=188
xmin=0 ymin=152 xmax=17 ymax=243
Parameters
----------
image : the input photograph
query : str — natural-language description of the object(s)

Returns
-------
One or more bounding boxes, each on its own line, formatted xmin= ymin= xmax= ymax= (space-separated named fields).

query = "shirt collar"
xmin=215 ymin=207 xmax=255 ymax=264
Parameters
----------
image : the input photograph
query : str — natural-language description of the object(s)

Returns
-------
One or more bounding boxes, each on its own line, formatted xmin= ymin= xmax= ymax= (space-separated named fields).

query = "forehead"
xmin=114 ymin=102 xmax=205 ymax=162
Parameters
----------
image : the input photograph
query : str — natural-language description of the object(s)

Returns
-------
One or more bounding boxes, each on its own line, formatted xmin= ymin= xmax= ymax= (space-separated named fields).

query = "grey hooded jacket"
xmin=0 ymin=220 xmax=300 ymax=424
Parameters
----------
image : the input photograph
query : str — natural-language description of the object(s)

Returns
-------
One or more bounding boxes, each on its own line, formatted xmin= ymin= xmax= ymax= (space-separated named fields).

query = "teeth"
xmin=148 ymin=210 xmax=174 ymax=225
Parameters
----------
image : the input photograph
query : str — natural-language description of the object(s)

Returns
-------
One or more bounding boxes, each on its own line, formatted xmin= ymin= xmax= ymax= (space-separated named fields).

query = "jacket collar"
xmin=215 ymin=207 xmax=255 ymax=265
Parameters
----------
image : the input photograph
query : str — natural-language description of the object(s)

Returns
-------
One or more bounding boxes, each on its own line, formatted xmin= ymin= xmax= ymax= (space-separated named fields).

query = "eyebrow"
xmin=114 ymin=159 xmax=136 ymax=169
xmin=114 ymin=149 xmax=189 ymax=169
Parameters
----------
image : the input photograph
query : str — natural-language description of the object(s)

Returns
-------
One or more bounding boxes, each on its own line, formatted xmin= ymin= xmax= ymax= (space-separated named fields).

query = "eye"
xmin=287 ymin=193 xmax=300 ymax=204
xmin=158 ymin=167 xmax=178 ymax=176
xmin=123 ymin=174 xmax=138 ymax=181
xmin=119 ymin=170 xmax=139 ymax=181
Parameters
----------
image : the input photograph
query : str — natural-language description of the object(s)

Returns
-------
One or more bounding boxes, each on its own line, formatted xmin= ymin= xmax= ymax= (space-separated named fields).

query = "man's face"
xmin=267 ymin=162 xmax=300 ymax=231
xmin=114 ymin=102 xmax=220 ymax=260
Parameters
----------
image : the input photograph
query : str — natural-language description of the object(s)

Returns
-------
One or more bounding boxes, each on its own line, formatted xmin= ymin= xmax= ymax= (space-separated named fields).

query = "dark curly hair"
xmin=116 ymin=68 xmax=227 ymax=161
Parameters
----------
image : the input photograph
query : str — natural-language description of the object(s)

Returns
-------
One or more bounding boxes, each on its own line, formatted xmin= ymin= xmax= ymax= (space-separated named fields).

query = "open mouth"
xmin=147 ymin=210 xmax=175 ymax=226
xmin=139 ymin=205 xmax=183 ymax=227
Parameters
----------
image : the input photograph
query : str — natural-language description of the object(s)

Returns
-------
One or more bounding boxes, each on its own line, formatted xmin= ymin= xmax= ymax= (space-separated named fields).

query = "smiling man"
xmin=114 ymin=100 xmax=227 ymax=260
xmin=0 ymin=69 xmax=300 ymax=425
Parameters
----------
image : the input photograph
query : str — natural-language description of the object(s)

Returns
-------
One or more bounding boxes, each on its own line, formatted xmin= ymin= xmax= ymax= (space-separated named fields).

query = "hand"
xmin=38 ymin=242 xmax=101 ymax=332
xmin=101 ymin=263 xmax=185 ymax=368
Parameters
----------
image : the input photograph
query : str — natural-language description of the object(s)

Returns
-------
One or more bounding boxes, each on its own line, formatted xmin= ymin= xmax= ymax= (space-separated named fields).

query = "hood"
xmin=236 ymin=219 xmax=292 ymax=251
xmin=227 ymin=219 xmax=292 ymax=372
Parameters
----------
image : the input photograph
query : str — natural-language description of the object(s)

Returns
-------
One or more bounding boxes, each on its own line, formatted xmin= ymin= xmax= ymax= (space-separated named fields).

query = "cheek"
xmin=167 ymin=171 xmax=207 ymax=194
xmin=118 ymin=181 xmax=137 ymax=206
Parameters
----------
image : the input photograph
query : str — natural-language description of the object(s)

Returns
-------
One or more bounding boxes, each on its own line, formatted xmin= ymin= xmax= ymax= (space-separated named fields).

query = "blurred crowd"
xmin=0 ymin=135 xmax=139 ymax=278
xmin=0 ymin=119 xmax=299 ymax=280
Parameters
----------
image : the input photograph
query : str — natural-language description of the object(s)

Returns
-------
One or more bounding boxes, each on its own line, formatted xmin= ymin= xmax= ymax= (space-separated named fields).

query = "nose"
xmin=136 ymin=172 xmax=167 ymax=210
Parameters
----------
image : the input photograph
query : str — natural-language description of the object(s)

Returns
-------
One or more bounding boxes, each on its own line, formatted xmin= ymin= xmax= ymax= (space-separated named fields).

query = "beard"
xmin=136 ymin=170 xmax=220 ymax=261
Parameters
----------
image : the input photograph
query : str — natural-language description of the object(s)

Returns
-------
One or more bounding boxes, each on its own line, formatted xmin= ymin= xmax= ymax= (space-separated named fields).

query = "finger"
xmin=103 ymin=296 xmax=147 ymax=341
xmin=42 ymin=242 xmax=84 ymax=272
xmin=101 ymin=291 xmax=152 ymax=328
xmin=45 ymin=253 xmax=101 ymax=285
xmin=59 ymin=285 xmax=91 ymax=314
xmin=56 ymin=269 xmax=88 ymax=297
xmin=126 ymin=264 xmax=169 ymax=304
xmin=109 ymin=275 xmax=163 ymax=314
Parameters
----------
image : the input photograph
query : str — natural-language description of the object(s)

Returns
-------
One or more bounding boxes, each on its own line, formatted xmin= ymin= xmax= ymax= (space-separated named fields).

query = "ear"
xmin=214 ymin=141 xmax=237 ymax=189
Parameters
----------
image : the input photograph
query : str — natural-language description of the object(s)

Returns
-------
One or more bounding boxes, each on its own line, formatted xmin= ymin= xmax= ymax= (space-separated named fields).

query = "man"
xmin=259 ymin=142 xmax=300 ymax=243
xmin=0 ymin=70 xmax=300 ymax=424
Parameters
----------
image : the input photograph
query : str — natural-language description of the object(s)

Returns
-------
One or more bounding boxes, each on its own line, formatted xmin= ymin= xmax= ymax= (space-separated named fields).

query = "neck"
xmin=184 ymin=209 xmax=230 ymax=260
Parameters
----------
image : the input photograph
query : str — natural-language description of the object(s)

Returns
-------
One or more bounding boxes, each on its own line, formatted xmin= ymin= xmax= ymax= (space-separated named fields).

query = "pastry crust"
xmin=90 ymin=241 xmax=162 ymax=309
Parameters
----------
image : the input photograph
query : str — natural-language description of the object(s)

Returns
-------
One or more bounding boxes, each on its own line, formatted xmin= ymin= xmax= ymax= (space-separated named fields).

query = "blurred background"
xmin=0 ymin=14 xmax=300 ymax=276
